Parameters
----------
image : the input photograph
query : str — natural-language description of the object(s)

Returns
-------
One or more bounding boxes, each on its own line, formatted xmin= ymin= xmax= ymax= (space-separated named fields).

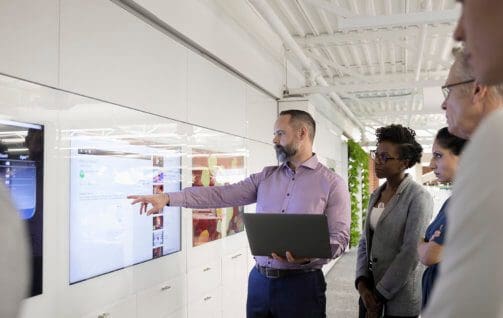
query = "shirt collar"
xmin=281 ymin=153 xmax=319 ymax=171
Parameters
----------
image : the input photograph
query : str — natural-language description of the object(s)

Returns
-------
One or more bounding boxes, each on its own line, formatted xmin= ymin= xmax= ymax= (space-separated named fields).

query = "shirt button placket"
xmin=282 ymin=173 xmax=295 ymax=213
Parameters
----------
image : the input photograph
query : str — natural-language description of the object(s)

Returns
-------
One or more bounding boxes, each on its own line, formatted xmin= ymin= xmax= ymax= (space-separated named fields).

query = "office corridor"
xmin=326 ymin=249 xmax=359 ymax=318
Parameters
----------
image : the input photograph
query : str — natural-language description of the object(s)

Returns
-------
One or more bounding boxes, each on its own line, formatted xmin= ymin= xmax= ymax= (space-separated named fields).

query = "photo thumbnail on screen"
xmin=0 ymin=119 xmax=44 ymax=297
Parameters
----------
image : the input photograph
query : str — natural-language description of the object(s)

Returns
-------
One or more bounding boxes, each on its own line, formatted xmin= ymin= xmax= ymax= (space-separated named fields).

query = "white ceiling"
xmin=232 ymin=0 xmax=459 ymax=147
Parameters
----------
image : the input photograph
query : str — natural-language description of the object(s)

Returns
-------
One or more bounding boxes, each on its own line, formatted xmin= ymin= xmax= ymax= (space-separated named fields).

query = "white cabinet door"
xmin=188 ymin=288 xmax=222 ymax=318
xmin=222 ymin=249 xmax=248 ymax=318
xmin=163 ymin=307 xmax=187 ymax=318
xmin=81 ymin=295 xmax=136 ymax=318
xmin=187 ymin=259 xmax=222 ymax=302
xmin=137 ymin=275 xmax=187 ymax=318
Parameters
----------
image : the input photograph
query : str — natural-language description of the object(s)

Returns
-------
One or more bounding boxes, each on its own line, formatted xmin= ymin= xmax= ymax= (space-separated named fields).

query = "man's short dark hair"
xmin=279 ymin=109 xmax=316 ymax=142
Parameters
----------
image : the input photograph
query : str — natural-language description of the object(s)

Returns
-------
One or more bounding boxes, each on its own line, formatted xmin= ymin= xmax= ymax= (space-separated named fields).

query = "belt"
xmin=256 ymin=265 xmax=319 ymax=279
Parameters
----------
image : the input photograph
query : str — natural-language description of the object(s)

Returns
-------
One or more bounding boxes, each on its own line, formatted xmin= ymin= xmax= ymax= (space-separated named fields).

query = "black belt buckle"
xmin=257 ymin=265 xmax=282 ymax=278
xmin=264 ymin=267 xmax=280 ymax=278
xmin=257 ymin=265 xmax=317 ymax=279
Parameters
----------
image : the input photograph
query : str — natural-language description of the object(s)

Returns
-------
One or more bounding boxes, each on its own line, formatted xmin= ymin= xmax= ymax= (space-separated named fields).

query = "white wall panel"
xmin=314 ymin=117 xmax=340 ymax=161
xmin=245 ymin=86 xmax=277 ymax=143
xmin=244 ymin=140 xmax=276 ymax=214
xmin=187 ymin=52 xmax=246 ymax=136
xmin=59 ymin=0 xmax=188 ymax=121
xmin=0 ymin=0 xmax=58 ymax=86
xmin=246 ymin=141 xmax=276 ymax=176
xmin=132 ymin=0 xmax=290 ymax=97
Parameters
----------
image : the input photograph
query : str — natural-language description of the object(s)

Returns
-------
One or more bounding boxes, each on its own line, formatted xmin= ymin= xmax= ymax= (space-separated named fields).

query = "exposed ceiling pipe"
xmin=249 ymin=0 xmax=365 ymax=133
xmin=414 ymin=0 xmax=432 ymax=81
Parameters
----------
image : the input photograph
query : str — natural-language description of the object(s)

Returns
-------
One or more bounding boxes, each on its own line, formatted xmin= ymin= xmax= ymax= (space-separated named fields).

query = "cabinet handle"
xmin=231 ymin=253 xmax=242 ymax=259
xmin=98 ymin=313 xmax=110 ymax=318
xmin=160 ymin=285 xmax=171 ymax=291
xmin=203 ymin=267 xmax=211 ymax=272
xmin=204 ymin=296 xmax=212 ymax=301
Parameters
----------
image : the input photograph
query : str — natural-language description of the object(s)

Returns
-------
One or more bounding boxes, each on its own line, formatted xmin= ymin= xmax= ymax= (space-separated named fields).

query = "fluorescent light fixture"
xmin=0 ymin=130 xmax=28 ymax=136
xmin=6 ymin=148 xmax=29 ymax=153
xmin=0 ymin=119 xmax=41 ymax=129
xmin=0 ymin=138 xmax=25 ymax=144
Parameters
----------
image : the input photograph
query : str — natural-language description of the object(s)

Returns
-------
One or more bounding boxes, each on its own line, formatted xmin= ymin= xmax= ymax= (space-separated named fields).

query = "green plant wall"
xmin=347 ymin=140 xmax=370 ymax=248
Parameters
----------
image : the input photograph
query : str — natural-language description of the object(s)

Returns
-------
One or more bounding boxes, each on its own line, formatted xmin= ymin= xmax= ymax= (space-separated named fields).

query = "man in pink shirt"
xmin=129 ymin=109 xmax=350 ymax=318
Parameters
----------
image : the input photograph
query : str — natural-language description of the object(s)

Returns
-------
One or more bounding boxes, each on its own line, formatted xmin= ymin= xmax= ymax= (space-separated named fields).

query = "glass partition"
xmin=0 ymin=73 xmax=258 ymax=292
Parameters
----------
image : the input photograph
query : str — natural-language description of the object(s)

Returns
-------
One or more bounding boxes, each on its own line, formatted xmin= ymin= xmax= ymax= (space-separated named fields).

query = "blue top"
xmin=422 ymin=198 xmax=449 ymax=308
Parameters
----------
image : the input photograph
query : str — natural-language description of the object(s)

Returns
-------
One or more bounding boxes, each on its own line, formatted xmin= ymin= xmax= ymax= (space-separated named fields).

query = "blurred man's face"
xmin=273 ymin=115 xmax=300 ymax=163
xmin=441 ymin=62 xmax=482 ymax=139
xmin=454 ymin=0 xmax=503 ymax=84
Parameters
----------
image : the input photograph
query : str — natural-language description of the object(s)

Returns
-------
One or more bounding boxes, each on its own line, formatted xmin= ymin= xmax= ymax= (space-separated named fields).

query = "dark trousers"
xmin=358 ymin=297 xmax=418 ymax=318
xmin=246 ymin=266 xmax=326 ymax=318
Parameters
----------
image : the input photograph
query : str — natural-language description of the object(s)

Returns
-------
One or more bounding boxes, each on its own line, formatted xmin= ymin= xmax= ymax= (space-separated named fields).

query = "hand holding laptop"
xmin=271 ymin=251 xmax=312 ymax=265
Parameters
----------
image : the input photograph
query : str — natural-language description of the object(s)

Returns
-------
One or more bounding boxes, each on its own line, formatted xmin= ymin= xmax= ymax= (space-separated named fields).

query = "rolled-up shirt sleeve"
xmin=304 ymin=178 xmax=351 ymax=267
xmin=326 ymin=177 xmax=351 ymax=258
xmin=300 ymin=176 xmax=350 ymax=268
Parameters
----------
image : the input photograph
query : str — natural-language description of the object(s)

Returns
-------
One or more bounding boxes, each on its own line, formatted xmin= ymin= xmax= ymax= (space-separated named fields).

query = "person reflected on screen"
xmin=355 ymin=125 xmax=433 ymax=318
xmin=128 ymin=109 xmax=351 ymax=318
xmin=417 ymin=128 xmax=466 ymax=309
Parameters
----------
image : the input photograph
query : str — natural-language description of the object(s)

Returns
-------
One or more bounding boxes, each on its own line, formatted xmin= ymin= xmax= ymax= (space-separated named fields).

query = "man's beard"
xmin=275 ymin=143 xmax=298 ymax=163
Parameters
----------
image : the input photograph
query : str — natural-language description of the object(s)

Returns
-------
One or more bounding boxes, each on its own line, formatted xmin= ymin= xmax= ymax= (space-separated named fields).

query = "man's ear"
xmin=472 ymin=82 xmax=488 ymax=104
xmin=298 ymin=126 xmax=308 ymax=140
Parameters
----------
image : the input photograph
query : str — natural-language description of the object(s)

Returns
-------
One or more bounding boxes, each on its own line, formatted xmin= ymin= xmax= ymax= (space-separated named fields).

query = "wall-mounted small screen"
xmin=69 ymin=137 xmax=181 ymax=284
xmin=0 ymin=119 xmax=44 ymax=297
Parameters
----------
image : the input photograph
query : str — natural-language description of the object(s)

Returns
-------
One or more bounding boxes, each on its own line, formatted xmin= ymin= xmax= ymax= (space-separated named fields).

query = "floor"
xmin=325 ymin=249 xmax=359 ymax=318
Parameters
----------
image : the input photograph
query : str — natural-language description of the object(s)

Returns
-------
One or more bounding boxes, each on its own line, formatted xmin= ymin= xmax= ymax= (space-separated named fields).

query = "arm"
xmin=325 ymin=177 xmax=351 ymax=258
xmin=355 ymin=233 xmax=371 ymax=288
xmin=168 ymin=175 xmax=259 ymax=208
xmin=418 ymin=238 xmax=443 ymax=266
xmin=375 ymin=191 xmax=433 ymax=300
xmin=418 ymin=207 xmax=447 ymax=266
xmin=355 ymin=192 xmax=374 ymax=287
xmin=129 ymin=169 xmax=266 ymax=214
xmin=355 ymin=234 xmax=383 ymax=313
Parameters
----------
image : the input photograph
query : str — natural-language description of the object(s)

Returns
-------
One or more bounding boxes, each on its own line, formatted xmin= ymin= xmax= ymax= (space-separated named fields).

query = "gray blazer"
xmin=356 ymin=174 xmax=433 ymax=316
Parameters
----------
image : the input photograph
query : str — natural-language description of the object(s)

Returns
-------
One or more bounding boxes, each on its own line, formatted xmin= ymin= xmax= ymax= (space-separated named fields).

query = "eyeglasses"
xmin=441 ymin=79 xmax=475 ymax=98
xmin=370 ymin=150 xmax=398 ymax=163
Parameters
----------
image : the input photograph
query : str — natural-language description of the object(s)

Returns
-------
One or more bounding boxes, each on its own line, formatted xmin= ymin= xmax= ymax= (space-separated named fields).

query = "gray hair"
xmin=452 ymin=47 xmax=503 ymax=97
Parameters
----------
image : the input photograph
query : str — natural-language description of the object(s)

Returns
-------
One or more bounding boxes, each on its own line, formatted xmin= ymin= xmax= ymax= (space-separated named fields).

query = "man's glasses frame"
xmin=441 ymin=79 xmax=475 ymax=98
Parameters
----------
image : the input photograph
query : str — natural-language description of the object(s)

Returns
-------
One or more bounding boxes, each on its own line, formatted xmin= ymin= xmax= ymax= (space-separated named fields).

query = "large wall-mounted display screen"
xmin=69 ymin=137 xmax=181 ymax=284
xmin=0 ymin=119 xmax=44 ymax=296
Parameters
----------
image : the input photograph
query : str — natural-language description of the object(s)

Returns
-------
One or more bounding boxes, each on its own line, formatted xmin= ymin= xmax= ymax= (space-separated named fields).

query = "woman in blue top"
xmin=418 ymin=127 xmax=466 ymax=309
